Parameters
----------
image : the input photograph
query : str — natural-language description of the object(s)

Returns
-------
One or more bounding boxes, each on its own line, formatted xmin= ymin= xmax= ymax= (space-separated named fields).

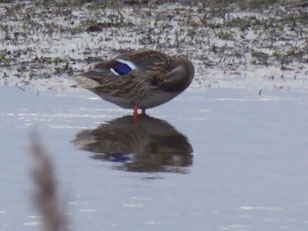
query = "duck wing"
xmin=75 ymin=58 xmax=138 ymax=89
xmin=75 ymin=50 xmax=171 ymax=88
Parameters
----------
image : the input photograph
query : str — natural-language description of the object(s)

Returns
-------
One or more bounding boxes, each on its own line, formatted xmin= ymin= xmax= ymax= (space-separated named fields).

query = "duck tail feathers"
xmin=74 ymin=76 xmax=100 ymax=89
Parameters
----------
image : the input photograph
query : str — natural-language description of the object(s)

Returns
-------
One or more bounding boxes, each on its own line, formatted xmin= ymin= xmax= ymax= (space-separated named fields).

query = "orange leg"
xmin=134 ymin=104 xmax=138 ymax=114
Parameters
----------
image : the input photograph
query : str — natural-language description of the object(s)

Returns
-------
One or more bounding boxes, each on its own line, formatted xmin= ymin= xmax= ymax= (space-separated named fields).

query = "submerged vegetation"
xmin=0 ymin=0 xmax=307 ymax=90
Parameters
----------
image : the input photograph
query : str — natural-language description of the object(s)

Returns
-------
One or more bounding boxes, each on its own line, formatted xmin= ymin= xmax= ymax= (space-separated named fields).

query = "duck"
xmin=75 ymin=49 xmax=194 ymax=117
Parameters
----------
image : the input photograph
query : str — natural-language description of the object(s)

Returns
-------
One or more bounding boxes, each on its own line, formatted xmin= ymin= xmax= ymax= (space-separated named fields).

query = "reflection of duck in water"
xmin=73 ymin=115 xmax=193 ymax=173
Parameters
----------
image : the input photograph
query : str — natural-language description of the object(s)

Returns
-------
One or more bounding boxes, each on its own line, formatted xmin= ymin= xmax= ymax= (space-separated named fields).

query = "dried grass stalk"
xmin=29 ymin=131 xmax=68 ymax=231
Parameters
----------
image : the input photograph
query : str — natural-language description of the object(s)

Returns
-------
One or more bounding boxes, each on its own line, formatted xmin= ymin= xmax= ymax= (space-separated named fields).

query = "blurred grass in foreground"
xmin=29 ymin=132 xmax=69 ymax=231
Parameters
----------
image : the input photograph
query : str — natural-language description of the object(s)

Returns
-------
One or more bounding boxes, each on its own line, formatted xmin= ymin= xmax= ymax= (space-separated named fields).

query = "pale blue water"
xmin=1 ymin=85 xmax=308 ymax=231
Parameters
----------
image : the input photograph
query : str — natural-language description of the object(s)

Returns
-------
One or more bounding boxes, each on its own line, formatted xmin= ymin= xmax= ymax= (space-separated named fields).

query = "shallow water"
xmin=1 ymin=85 xmax=308 ymax=231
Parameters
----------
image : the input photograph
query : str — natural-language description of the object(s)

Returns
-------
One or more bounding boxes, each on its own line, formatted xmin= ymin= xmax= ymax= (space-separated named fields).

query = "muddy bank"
xmin=0 ymin=0 xmax=307 ymax=92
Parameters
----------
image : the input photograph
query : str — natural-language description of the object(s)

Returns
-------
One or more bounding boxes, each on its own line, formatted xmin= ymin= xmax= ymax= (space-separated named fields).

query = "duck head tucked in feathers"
xmin=75 ymin=50 xmax=194 ymax=114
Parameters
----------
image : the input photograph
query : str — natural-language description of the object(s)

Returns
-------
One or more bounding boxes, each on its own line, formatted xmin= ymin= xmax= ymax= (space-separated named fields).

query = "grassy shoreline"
xmin=0 ymin=0 xmax=307 ymax=91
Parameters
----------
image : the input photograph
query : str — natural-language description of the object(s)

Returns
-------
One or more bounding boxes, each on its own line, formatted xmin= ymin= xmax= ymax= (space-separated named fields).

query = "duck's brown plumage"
xmin=75 ymin=50 xmax=194 ymax=110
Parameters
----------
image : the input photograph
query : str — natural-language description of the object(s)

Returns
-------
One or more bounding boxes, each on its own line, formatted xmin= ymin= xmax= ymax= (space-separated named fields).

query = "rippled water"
xmin=1 ymin=85 xmax=308 ymax=231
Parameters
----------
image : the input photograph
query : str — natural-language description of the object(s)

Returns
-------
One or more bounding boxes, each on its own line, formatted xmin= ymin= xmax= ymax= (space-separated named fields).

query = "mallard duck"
xmin=75 ymin=49 xmax=194 ymax=115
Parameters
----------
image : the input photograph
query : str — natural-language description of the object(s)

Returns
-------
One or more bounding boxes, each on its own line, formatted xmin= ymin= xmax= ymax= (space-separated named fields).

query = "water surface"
xmin=1 ymin=85 xmax=308 ymax=231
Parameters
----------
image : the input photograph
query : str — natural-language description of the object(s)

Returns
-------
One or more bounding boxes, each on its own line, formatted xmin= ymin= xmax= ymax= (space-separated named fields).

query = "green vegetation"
xmin=0 ymin=0 xmax=307 ymax=82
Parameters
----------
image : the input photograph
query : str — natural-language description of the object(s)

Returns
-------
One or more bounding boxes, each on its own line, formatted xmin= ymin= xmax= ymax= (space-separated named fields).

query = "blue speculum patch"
xmin=113 ymin=62 xmax=132 ymax=75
